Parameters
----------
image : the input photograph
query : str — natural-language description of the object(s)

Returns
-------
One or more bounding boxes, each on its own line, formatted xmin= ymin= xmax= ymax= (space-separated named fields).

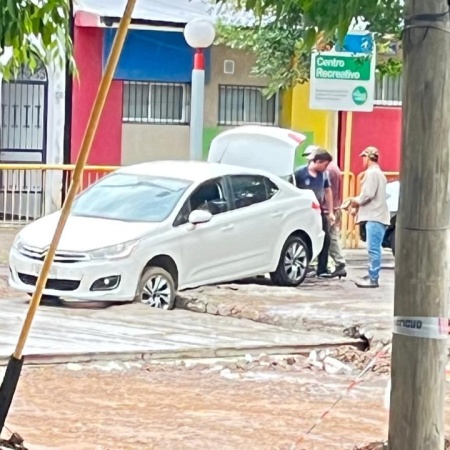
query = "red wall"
xmin=71 ymin=26 xmax=123 ymax=165
xmin=339 ymin=107 xmax=402 ymax=176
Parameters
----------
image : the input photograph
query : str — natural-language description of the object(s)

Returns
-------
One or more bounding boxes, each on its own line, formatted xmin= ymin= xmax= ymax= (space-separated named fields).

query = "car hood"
xmin=207 ymin=125 xmax=306 ymax=178
xmin=19 ymin=212 xmax=161 ymax=252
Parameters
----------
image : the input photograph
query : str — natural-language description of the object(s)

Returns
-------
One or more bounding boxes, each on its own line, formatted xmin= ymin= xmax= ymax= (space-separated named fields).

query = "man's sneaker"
xmin=355 ymin=277 xmax=379 ymax=288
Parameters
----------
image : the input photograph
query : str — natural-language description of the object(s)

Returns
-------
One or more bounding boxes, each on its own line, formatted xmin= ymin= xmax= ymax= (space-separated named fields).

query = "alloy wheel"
xmin=140 ymin=274 xmax=173 ymax=309
xmin=284 ymin=242 xmax=307 ymax=282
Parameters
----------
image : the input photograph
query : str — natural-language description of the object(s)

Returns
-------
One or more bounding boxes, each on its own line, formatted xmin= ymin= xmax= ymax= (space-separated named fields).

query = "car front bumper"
xmin=9 ymin=248 xmax=140 ymax=302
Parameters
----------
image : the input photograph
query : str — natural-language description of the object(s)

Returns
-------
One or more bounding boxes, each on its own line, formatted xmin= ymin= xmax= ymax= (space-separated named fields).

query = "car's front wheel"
xmin=270 ymin=235 xmax=309 ymax=287
xmin=136 ymin=267 xmax=176 ymax=310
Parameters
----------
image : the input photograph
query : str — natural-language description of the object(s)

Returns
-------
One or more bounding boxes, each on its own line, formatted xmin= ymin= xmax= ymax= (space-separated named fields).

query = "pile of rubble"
xmin=156 ymin=345 xmax=391 ymax=377
xmin=331 ymin=345 xmax=391 ymax=375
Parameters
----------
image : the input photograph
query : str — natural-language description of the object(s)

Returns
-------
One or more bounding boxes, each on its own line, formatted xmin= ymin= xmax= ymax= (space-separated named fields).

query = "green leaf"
xmin=217 ymin=0 xmax=403 ymax=96
xmin=0 ymin=0 xmax=74 ymax=80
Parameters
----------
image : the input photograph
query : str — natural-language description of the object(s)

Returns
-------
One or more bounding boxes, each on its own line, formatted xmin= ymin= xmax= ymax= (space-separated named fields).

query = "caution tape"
xmin=393 ymin=317 xmax=449 ymax=340
xmin=291 ymin=343 xmax=392 ymax=449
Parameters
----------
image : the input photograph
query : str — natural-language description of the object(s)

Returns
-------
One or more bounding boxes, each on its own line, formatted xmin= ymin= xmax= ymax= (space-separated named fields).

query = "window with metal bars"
xmin=123 ymin=81 xmax=191 ymax=124
xmin=218 ymin=85 xmax=277 ymax=126
xmin=374 ymin=74 xmax=402 ymax=106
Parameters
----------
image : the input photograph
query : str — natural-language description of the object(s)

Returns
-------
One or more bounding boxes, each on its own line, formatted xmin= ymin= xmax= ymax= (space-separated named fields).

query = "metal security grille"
xmin=1 ymin=63 xmax=48 ymax=161
xmin=375 ymin=74 xmax=402 ymax=106
xmin=0 ymin=62 xmax=48 ymax=222
xmin=218 ymin=85 xmax=277 ymax=126
xmin=123 ymin=81 xmax=191 ymax=124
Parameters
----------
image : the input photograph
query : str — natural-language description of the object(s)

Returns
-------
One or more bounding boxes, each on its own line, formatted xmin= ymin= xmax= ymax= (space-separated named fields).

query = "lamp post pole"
xmin=184 ymin=18 xmax=216 ymax=161
xmin=190 ymin=48 xmax=206 ymax=161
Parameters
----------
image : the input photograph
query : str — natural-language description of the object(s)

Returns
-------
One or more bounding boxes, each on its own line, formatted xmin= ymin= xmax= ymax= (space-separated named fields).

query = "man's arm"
xmin=353 ymin=171 xmax=378 ymax=206
xmin=324 ymin=173 xmax=335 ymax=224
xmin=325 ymin=187 xmax=335 ymax=224
xmin=325 ymin=187 xmax=334 ymax=212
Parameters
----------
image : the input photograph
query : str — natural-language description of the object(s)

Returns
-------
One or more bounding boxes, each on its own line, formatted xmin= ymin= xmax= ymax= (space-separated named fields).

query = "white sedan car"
xmin=9 ymin=161 xmax=323 ymax=309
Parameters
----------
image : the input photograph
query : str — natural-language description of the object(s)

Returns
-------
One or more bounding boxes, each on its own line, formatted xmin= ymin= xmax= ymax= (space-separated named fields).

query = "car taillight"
xmin=312 ymin=202 xmax=321 ymax=212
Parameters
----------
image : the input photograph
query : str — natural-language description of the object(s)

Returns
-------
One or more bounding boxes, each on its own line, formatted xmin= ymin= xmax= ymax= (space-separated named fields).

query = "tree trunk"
xmin=388 ymin=0 xmax=450 ymax=449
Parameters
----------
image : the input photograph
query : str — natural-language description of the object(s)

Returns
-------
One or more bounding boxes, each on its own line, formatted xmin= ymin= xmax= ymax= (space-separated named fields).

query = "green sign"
xmin=310 ymin=51 xmax=376 ymax=112
xmin=314 ymin=55 xmax=371 ymax=81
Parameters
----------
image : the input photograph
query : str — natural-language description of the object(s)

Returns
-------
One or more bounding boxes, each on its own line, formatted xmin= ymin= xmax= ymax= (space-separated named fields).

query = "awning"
xmin=73 ymin=0 xmax=214 ymax=26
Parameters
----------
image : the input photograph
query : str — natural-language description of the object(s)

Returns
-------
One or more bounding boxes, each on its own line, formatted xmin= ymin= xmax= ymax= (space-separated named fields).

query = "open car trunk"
xmin=207 ymin=126 xmax=306 ymax=179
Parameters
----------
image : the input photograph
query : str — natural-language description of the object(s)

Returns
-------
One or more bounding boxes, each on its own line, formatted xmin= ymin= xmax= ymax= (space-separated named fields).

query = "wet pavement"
xmin=2 ymin=359 xmax=391 ymax=450
xmin=2 ymin=357 xmax=450 ymax=450
xmin=0 ymin=297 xmax=361 ymax=364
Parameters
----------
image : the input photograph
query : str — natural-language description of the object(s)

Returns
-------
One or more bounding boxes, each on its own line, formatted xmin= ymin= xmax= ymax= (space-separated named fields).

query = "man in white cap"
xmin=302 ymin=145 xmax=347 ymax=278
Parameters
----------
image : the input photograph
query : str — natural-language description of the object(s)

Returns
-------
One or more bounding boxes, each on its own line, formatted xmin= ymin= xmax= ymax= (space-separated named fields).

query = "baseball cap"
xmin=302 ymin=145 xmax=320 ymax=160
xmin=360 ymin=146 xmax=379 ymax=161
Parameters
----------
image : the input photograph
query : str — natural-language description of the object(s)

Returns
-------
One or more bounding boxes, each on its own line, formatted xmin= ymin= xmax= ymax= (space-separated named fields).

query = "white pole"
xmin=190 ymin=64 xmax=205 ymax=161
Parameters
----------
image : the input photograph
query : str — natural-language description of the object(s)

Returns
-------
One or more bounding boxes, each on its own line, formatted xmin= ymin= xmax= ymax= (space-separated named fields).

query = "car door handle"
xmin=271 ymin=211 xmax=282 ymax=218
xmin=221 ymin=224 xmax=234 ymax=232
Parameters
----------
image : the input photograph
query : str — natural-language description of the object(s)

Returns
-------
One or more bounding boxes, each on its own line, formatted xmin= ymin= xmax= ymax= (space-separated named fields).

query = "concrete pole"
xmin=189 ymin=49 xmax=205 ymax=161
xmin=388 ymin=0 xmax=450 ymax=448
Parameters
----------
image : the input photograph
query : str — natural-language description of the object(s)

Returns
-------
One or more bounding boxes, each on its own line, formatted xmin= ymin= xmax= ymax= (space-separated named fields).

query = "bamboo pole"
xmin=12 ymin=0 xmax=137 ymax=359
xmin=0 ymin=1 xmax=138 ymax=433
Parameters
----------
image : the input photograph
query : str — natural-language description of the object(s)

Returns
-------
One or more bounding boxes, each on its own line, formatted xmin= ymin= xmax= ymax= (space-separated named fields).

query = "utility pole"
xmin=388 ymin=0 xmax=450 ymax=449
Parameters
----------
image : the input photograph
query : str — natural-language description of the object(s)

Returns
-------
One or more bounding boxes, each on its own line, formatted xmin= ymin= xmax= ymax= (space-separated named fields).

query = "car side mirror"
xmin=188 ymin=209 xmax=212 ymax=225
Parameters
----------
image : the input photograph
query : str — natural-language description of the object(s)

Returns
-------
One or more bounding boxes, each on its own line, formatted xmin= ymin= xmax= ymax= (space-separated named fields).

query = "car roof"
xmin=115 ymin=160 xmax=270 ymax=183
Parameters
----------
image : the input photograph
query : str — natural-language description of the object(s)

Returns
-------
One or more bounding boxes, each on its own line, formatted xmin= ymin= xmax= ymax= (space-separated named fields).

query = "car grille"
xmin=18 ymin=273 xmax=80 ymax=291
xmin=19 ymin=245 xmax=89 ymax=264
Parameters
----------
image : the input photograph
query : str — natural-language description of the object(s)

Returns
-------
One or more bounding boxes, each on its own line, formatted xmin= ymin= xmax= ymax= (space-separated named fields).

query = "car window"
xmin=264 ymin=177 xmax=279 ymax=199
xmin=229 ymin=175 xmax=271 ymax=209
xmin=72 ymin=173 xmax=191 ymax=222
xmin=173 ymin=178 xmax=228 ymax=226
xmin=281 ymin=174 xmax=295 ymax=185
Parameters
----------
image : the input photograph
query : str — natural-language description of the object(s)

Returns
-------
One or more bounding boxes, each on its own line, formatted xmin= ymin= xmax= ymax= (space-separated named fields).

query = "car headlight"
xmin=12 ymin=235 xmax=25 ymax=252
xmin=88 ymin=240 xmax=139 ymax=260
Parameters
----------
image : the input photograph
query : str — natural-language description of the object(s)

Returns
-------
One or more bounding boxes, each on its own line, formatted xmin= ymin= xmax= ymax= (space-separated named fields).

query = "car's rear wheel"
xmin=136 ymin=266 xmax=176 ymax=310
xmin=270 ymin=236 xmax=309 ymax=287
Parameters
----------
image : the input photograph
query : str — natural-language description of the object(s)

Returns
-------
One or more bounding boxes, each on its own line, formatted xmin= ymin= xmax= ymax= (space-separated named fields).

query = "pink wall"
xmin=71 ymin=26 xmax=123 ymax=165
xmin=339 ymin=107 xmax=402 ymax=176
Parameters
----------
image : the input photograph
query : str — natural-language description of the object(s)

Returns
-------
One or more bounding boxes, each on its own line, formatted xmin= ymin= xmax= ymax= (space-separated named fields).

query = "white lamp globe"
xmin=184 ymin=18 xmax=216 ymax=49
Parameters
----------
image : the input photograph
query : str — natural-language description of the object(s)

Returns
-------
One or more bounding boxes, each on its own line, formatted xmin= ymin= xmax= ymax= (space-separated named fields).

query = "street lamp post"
xmin=184 ymin=18 xmax=216 ymax=161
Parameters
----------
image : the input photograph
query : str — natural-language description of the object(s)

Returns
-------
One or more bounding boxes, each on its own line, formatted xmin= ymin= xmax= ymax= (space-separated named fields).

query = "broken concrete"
xmin=177 ymin=252 xmax=395 ymax=346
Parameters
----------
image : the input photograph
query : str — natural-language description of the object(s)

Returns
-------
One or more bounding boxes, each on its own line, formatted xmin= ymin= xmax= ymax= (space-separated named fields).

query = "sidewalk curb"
xmin=0 ymin=340 xmax=364 ymax=367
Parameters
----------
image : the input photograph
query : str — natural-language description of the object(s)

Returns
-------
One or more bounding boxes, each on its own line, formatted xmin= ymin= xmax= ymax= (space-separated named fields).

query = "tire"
xmin=136 ymin=266 xmax=176 ymax=310
xmin=270 ymin=236 xmax=309 ymax=287
xmin=389 ymin=230 xmax=396 ymax=257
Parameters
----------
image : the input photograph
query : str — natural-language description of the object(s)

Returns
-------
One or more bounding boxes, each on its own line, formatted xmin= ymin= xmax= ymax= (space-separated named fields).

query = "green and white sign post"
xmin=309 ymin=39 xmax=376 ymax=248
xmin=310 ymin=52 xmax=376 ymax=112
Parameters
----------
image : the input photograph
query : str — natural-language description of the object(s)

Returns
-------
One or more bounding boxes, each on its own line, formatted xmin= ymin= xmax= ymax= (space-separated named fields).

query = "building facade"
xmin=71 ymin=19 xmax=281 ymax=166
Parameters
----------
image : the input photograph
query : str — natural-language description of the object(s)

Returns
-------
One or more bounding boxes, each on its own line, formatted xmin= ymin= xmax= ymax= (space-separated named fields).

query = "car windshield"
xmin=72 ymin=173 xmax=191 ymax=222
